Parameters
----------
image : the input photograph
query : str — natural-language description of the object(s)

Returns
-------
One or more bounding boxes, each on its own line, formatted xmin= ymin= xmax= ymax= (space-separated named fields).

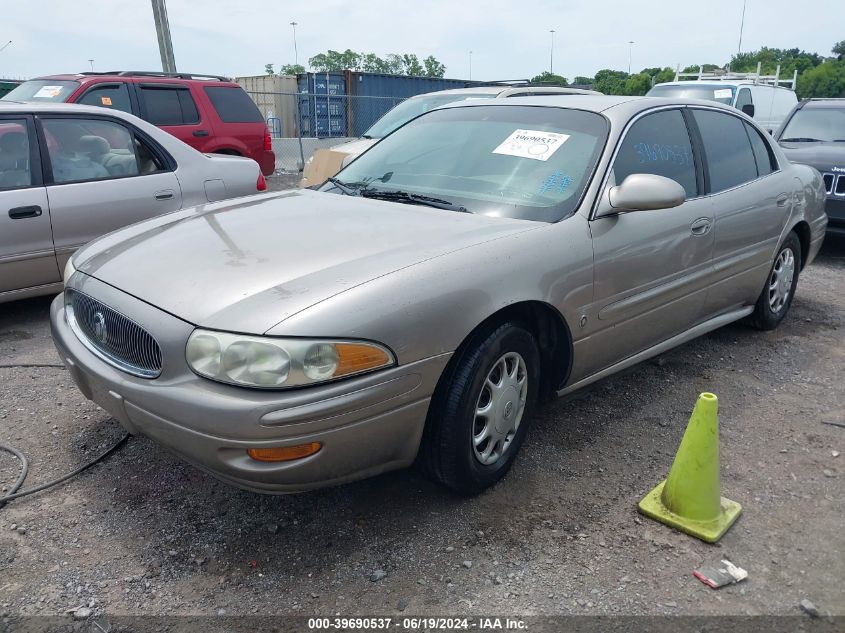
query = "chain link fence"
xmin=245 ymin=91 xmax=406 ymax=174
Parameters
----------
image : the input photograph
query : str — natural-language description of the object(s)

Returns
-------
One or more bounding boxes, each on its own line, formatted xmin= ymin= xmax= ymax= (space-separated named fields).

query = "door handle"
xmin=154 ymin=190 xmax=174 ymax=201
xmin=8 ymin=205 xmax=42 ymax=219
xmin=192 ymin=129 xmax=209 ymax=137
xmin=776 ymin=193 xmax=789 ymax=207
xmin=690 ymin=217 xmax=712 ymax=236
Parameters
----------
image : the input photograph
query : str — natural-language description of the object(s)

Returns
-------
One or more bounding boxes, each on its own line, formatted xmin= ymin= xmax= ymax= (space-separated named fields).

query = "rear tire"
xmin=748 ymin=231 xmax=801 ymax=331
xmin=418 ymin=322 xmax=540 ymax=495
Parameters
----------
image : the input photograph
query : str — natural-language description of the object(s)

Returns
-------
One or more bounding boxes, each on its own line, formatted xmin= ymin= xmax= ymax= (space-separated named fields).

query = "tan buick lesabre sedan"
xmin=52 ymin=96 xmax=827 ymax=495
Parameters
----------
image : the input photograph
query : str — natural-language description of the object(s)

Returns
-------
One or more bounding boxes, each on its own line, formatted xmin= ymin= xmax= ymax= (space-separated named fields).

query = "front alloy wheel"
xmin=473 ymin=352 xmax=528 ymax=466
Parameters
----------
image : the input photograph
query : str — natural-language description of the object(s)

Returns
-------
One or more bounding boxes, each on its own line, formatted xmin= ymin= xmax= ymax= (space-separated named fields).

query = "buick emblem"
xmin=92 ymin=311 xmax=107 ymax=343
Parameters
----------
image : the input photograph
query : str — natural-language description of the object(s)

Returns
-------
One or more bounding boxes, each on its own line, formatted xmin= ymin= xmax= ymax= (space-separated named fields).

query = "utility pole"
xmin=0 ymin=41 xmax=11 ymax=54
xmin=150 ymin=0 xmax=177 ymax=73
xmin=290 ymin=22 xmax=299 ymax=66
xmin=549 ymin=30 xmax=555 ymax=74
xmin=469 ymin=50 xmax=473 ymax=80
xmin=628 ymin=41 xmax=634 ymax=74
xmin=737 ymin=0 xmax=747 ymax=55
xmin=88 ymin=59 xmax=94 ymax=72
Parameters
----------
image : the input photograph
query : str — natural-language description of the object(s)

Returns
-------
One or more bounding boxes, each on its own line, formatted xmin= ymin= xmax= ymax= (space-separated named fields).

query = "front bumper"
xmin=824 ymin=197 xmax=845 ymax=236
xmin=50 ymin=282 xmax=449 ymax=493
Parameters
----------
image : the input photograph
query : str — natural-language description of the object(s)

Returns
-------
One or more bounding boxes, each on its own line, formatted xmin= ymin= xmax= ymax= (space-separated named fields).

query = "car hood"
xmin=778 ymin=142 xmax=845 ymax=172
xmin=75 ymin=190 xmax=537 ymax=334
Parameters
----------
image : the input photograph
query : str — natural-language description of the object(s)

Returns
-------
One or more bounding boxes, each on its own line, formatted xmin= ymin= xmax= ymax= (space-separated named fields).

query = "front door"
xmin=580 ymin=108 xmax=714 ymax=377
xmin=0 ymin=115 xmax=58 ymax=297
xmin=38 ymin=114 xmax=183 ymax=269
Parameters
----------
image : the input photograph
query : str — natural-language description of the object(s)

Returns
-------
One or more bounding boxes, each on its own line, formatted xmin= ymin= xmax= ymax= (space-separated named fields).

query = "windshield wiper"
xmin=325 ymin=177 xmax=362 ymax=196
xmin=360 ymin=188 xmax=468 ymax=212
xmin=780 ymin=137 xmax=823 ymax=142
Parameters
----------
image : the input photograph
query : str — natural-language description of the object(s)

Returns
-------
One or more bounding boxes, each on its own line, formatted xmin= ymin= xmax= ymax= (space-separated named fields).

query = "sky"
xmin=2 ymin=0 xmax=842 ymax=82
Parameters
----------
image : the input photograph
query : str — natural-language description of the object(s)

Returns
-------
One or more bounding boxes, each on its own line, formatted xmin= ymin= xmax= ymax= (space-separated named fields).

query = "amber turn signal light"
xmin=334 ymin=343 xmax=392 ymax=377
xmin=246 ymin=442 xmax=322 ymax=462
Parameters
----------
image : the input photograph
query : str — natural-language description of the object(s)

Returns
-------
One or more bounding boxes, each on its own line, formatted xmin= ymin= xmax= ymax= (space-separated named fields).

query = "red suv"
xmin=2 ymin=71 xmax=275 ymax=175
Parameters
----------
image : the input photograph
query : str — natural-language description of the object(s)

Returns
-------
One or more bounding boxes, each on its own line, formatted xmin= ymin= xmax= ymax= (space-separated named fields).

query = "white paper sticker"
xmin=492 ymin=129 xmax=570 ymax=161
xmin=713 ymin=88 xmax=733 ymax=100
xmin=33 ymin=85 xmax=64 ymax=99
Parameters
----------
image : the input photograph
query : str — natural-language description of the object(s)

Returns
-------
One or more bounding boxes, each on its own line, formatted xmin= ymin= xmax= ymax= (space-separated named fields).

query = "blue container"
xmin=346 ymin=72 xmax=482 ymax=136
xmin=296 ymin=73 xmax=348 ymax=138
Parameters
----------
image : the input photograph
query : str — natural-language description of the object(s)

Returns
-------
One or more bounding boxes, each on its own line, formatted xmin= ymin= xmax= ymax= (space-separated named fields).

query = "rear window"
xmin=203 ymin=87 xmax=263 ymax=123
xmin=647 ymin=84 xmax=735 ymax=105
xmin=2 ymin=80 xmax=79 ymax=103
xmin=139 ymin=86 xmax=199 ymax=125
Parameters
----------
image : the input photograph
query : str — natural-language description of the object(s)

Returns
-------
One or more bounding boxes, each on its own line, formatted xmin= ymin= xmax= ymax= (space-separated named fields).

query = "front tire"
xmin=748 ymin=231 xmax=801 ymax=331
xmin=418 ymin=322 xmax=540 ymax=495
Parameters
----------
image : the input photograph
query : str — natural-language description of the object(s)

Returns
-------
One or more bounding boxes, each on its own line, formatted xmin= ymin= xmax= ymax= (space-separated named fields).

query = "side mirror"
xmin=741 ymin=103 xmax=755 ymax=117
xmin=596 ymin=174 xmax=686 ymax=217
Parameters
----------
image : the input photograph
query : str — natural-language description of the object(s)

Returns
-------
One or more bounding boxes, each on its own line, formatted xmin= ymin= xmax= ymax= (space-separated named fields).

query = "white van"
xmin=646 ymin=65 xmax=798 ymax=133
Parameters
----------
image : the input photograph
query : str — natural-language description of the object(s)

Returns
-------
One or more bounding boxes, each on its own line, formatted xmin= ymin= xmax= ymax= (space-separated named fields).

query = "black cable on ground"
xmin=0 ymin=434 xmax=130 ymax=508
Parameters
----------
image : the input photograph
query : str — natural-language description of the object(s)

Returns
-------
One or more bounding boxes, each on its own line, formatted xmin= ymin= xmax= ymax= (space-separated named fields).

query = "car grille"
xmin=823 ymin=172 xmax=845 ymax=196
xmin=67 ymin=290 xmax=162 ymax=378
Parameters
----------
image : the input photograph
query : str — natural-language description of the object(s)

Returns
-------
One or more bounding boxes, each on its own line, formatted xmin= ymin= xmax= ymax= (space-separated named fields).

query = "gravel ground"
xmin=0 ymin=236 xmax=843 ymax=622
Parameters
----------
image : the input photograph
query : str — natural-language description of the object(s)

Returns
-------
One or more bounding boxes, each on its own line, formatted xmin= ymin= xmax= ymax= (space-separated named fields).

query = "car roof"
xmin=800 ymin=98 xmax=845 ymax=108
xmin=411 ymin=86 xmax=600 ymax=99
xmin=26 ymin=73 xmax=237 ymax=86
xmin=653 ymin=80 xmax=794 ymax=92
xmin=0 ymin=100 xmax=147 ymax=119
xmin=438 ymin=94 xmax=743 ymax=117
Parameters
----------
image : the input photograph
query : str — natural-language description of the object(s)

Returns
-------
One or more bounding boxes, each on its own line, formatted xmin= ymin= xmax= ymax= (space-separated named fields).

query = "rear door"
xmin=136 ymin=82 xmax=207 ymax=150
xmin=690 ymin=108 xmax=791 ymax=316
xmin=37 ymin=114 xmax=183 ymax=269
xmin=584 ymin=108 xmax=714 ymax=375
xmin=0 ymin=115 xmax=58 ymax=295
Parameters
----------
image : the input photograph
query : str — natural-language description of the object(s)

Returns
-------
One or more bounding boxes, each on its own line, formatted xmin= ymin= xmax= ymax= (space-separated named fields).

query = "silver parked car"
xmin=0 ymin=102 xmax=267 ymax=303
xmin=52 ymin=96 xmax=827 ymax=495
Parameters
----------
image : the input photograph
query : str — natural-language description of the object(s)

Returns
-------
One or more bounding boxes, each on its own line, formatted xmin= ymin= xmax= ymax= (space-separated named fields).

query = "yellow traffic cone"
xmin=638 ymin=392 xmax=742 ymax=543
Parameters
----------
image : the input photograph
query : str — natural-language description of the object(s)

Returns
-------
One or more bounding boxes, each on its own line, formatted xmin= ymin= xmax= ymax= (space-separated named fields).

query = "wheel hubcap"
xmin=473 ymin=352 xmax=528 ymax=466
xmin=768 ymin=247 xmax=795 ymax=313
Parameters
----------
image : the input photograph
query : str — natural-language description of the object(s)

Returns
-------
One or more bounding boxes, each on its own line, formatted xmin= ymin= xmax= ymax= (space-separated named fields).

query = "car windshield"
xmin=647 ymin=84 xmax=735 ymax=105
xmin=363 ymin=92 xmax=497 ymax=139
xmin=779 ymin=105 xmax=845 ymax=142
xmin=325 ymin=104 xmax=609 ymax=223
xmin=2 ymin=80 xmax=79 ymax=103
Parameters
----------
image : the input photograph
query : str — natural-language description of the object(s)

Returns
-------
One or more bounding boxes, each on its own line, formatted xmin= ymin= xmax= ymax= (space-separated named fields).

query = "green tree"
xmin=680 ymin=63 xmax=721 ymax=76
xmin=832 ymin=40 xmax=845 ymax=61
xmin=623 ymin=73 xmax=652 ymax=95
xmin=796 ymin=60 xmax=845 ymax=98
xmin=264 ymin=63 xmax=274 ymax=75
xmin=279 ymin=64 xmax=305 ymax=75
xmin=423 ymin=55 xmax=446 ymax=78
xmin=402 ymin=54 xmax=425 ymax=76
xmin=530 ymin=71 xmax=568 ymax=86
xmin=308 ymin=49 xmax=362 ymax=72
xmin=572 ymin=75 xmax=594 ymax=86
xmin=592 ymin=69 xmax=629 ymax=95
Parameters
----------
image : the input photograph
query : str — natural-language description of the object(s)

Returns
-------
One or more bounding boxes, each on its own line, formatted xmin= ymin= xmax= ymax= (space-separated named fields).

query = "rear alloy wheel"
xmin=749 ymin=231 xmax=802 ymax=331
xmin=418 ymin=322 xmax=540 ymax=495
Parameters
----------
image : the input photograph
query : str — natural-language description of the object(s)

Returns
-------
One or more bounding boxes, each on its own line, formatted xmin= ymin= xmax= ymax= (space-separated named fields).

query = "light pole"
xmin=627 ymin=41 xmax=634 ymax=74
xmin=88 ymin=59 xmax=94 ymax=72
xmin=290 ymin=22 xmax=299 ymax=66
xmin=737 ymin=0 xmax=747 ymax=55
xmin=469 ymin=50 xmax=473 ymax=80
xmin=0 ymin=41 xmax=11 ymax=54
xmin=549 ymin=30 xmax=555 ymax=74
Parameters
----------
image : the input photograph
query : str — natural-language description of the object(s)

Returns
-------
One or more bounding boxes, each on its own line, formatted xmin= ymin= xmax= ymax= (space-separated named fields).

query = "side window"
xmin=203 ymin=87 xmax=263 ymax=123
xmin=76 ymin=83 xmax=132 ymax=114
xmin=691 ymin=109 xmax=758 ymax=193
xmin=139 ymin=86 xmax=200 ymax=125
xmin=0 ymin=119 xmax=33 ymax=190
xmin=735 ymin=88 xmax=753 ymax=111
xmin=42 ymin=118 xmax=141 ymax=183
xmin=612 ymin=109 xmax=697 ymax=198
xmin=744 ymin=122 xmax=776 ymax=177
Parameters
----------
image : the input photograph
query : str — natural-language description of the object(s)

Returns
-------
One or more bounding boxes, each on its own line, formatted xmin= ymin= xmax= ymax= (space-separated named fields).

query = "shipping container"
xmin=297 ymin=73 xmax=347 ymax=138
xmin=235 ymin=74 xmax=298 ymax=137
xmin=345 ymin=72 xmax=482 ymax=136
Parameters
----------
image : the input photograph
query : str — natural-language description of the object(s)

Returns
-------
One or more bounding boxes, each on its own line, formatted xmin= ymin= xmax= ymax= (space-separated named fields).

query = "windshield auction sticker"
xmin=492 ymin=129 xmax=570 ymax=161
xmin=33 ymin=85 xmax=64 ymax=99
xmin=713 ymin=88 xmax=733 ymax=99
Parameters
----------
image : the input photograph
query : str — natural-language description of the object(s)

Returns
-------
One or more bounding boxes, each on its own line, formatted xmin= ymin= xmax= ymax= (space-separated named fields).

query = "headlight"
xmin=185 ymin=330 xmax=395 ymax=388
xmin=62 ymin=258 xmax=76 ymax=286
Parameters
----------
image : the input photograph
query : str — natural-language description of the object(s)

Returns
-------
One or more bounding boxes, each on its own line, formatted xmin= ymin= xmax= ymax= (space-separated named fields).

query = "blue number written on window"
xmin=633 ymin=142 xmax=691 ymax=166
